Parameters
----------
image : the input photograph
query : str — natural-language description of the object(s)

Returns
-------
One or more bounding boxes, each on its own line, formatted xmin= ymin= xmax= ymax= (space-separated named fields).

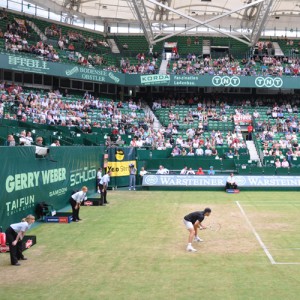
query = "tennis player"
xmin=183 ymin=208 xmax=211 ymax=252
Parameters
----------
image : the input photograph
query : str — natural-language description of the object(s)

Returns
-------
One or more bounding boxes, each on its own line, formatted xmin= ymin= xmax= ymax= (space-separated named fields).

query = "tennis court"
xmin=1 ymin=191 xmax=300 ymax=300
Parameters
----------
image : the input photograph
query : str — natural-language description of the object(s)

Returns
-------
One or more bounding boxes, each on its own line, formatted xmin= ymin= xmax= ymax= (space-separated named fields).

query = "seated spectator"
xmin=226 ymin=173 xmax=238 ymax=190
xmin=194 ymin=145 xmax=203 ymax=156
xmin=281 ymin=158 xmax=289 ymax=168
xmin=35 ymin=136 xmax=44 ymax=147
xmin=156 ymin=165 xmax=169 ymax=175
xmin=180 ymin=167 xmax=187 ymax=175
xmin=187 ymin=148 xmax=195 ymax=156
xmin=171 ymin=145 xmax=181 ymax=156
xmin=275 ymin=159 xmax=281 ymax=168
xmin=19 ymin=131 xmax=31 ymax=146
xmin=205 ymin=147 xmax=212 ymax=156
xmin=4 ymin=134 xmax=15 ymax=146
xmin=207 ymin=166 xmax=215 ymax=175
xmin=186 ymin=168 xmax=195 ymax=175
xmin=196 ymin=168 xmax=204 ymax=175
xmin=51 ymin=140 xmax=60 ymax=146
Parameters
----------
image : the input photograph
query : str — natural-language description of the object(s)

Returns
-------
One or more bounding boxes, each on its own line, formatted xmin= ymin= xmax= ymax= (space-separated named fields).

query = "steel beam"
xmin=249 ymin=0 xmax=274 ymax=46
xmin=130 ymin=0 xmax=154 ymax=45
xmin=149 ymin=0 xmax=265 ymax=46
xmin=151 ymin=0 xmax=264 ymax=45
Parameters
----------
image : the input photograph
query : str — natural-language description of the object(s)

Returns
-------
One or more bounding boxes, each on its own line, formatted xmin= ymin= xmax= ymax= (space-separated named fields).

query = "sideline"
xmin=236 ymin=201 xmax=276 ymax=265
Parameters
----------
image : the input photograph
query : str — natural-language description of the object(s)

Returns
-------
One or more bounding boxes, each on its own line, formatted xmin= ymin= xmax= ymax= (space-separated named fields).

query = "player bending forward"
xmin=183 ymin=208 xmax=212 ymax=252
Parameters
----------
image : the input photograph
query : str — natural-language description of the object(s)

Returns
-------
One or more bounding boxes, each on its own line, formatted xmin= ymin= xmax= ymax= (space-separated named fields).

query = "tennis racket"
xmin=200 ymin=222 xmax=221 ymax=232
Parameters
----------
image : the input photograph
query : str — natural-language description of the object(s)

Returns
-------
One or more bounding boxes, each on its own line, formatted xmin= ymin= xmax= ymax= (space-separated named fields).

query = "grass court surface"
xmin=1 ymin=191 xmax=300 ymax=300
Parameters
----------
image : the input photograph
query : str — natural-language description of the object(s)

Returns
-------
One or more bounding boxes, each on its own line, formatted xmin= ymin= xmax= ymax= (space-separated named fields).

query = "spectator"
xmin=196 ymin=168 xmax=204 ymax=175
xmin=281 ymin=158 xmax=289 ymax=168
xmin=156 ymin=165 xmax=169 ymax=175
xmin=35 ymin=137 xmax=44 ymax=146
xmin=207 ymin=166 xmax=215 ymax=175
xmin=275 ymin=159 xmax=281 ymax=168
xmin=186 ymin=168 xmax=195 ymax=175
xmin=180 ymin=166 xmax=187 ymax=175
xmin=4 ymin=135 xmax=15 ymax=146
xmin=50 ymin=140 xmax=61 ymax=146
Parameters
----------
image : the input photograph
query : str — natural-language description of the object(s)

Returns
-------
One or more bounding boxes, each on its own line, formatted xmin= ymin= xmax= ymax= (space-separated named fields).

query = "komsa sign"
xmin=212 ymin=76 xmax=241 ymax=87
xmin=255 ymin=77 xmax=283 ymax=88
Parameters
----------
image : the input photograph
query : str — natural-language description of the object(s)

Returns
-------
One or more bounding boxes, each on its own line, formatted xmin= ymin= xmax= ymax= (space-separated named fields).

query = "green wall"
xmin=0 ymin=146 xmax=103 ymax=229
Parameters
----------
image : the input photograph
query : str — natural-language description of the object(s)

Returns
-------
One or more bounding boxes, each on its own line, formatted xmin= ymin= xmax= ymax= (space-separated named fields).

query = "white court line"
xmin=236 ymin=201 xmax=276 ymax=265
xmin=274 ymin=262 xmax=300 ymax=265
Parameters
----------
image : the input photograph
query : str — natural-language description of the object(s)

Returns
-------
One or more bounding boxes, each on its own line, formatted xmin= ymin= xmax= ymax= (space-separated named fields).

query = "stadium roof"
xmin=26 ymin=0 xmax=300 ymax=29
xmin=25 ymin=0 xmax=300 ymax=46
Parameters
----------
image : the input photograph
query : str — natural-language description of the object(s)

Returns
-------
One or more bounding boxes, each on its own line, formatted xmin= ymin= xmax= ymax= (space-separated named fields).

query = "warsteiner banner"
xmin=0 ymin=146 xmax=103 ymax=230
xmin=107 ymin=148 xmax=136 ymax=186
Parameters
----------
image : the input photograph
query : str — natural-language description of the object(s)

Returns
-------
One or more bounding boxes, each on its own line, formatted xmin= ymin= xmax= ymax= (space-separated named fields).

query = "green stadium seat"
xmin=275 ymin=168 xmax=290 ymax=175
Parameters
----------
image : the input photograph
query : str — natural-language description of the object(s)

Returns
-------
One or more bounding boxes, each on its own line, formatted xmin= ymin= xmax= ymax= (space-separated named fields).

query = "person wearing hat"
xmin=207 ymin=166 xmax=215 ymax=175
xmin=196 ymin=167 xmax=204 ymax=175
xmin=129 ymin=164 xmax=137 ymax=190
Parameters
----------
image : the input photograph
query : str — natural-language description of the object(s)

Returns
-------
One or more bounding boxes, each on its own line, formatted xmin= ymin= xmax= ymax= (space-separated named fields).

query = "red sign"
xmin=233 ymin=115 xmax=252 ymax=124
xmin=25 ymin=239 xmax=33 ymax=249
xmin=59 ymin=217 xmax=69 ymax=223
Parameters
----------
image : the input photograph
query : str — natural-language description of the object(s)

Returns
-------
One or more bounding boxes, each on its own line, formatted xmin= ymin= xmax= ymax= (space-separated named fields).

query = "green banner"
xmin=0 ymin=53 xmax=299 ymax=88
xmin=107 ymin=147 xmax=136 ymax=187
xmin=0 ymin=146 xmax=103 ymax=230
xmin=0 ymin=53 xmax=125 ymax=85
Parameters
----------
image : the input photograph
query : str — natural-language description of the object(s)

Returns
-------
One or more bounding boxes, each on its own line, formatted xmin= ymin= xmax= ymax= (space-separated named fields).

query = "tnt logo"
xmin=212 ymin=76 xmax=241 ymax=87
xmin=255 ymin=77 xmax=283 ymax=88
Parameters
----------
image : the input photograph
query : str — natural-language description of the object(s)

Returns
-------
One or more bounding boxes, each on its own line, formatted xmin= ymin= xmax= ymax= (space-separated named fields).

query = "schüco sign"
xmin=212 ymin=76 xmax=241 ymax=87
xmin=255 ymin=77 xmax=283 ymax=88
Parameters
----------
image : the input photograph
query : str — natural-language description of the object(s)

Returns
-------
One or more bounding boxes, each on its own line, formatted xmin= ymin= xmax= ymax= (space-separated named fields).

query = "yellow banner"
xmin=107 ymin=160 xmax=136 ymax=177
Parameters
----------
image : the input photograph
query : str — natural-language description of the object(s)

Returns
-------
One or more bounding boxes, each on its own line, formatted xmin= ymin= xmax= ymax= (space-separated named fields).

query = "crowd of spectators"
xmin=168 ymin=52 xmax=300 ymax=76
xmin=2 ymin=18 xmax=60 ymax=62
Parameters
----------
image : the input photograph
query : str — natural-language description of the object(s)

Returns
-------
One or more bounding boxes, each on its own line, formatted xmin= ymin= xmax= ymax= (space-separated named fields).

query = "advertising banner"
xmin=233 ymin=115 xmax=252 ymax=124
xmin=0 ymin=146 xmax=103 ymax=230
xmin=0 ymin=53 xmax=299 ymax=89
xmin=142 ymin=175 xmax=300 ymax=188
xmin=107 ymin=147 xmax=136 ymax=186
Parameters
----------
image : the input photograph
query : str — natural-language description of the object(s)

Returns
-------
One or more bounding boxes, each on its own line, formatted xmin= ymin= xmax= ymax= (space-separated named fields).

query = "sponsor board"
xmin=141 ymin=74 xmax=170 ymax=85
xmin=107 ymin=160 xmax=136 ymax=177
xmin=142 ymin=175 xmax=300 ymax=187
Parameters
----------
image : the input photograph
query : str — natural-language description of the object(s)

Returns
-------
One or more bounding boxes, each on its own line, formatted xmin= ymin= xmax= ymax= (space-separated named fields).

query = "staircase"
xmin=108 ymin=39 xmax=120 ymax=54
xmin=159 ymin=59 xmax=168 ymax=75
xmin=27 ymin=20 xmax=47 ymax=42
xmin=142 ymin=102 xmax=161 ymax=131
xmin=202 ymin=40 xmax=211 ymax=57
xmin=246 ymin=140 xmax=261 ymax=166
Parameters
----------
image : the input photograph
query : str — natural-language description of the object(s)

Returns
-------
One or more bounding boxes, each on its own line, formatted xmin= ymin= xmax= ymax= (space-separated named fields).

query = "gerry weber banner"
xmin=142 ymin=175 xmax=300 ymax=187
xmin=0 ymin=146 xmax=103 ymax=230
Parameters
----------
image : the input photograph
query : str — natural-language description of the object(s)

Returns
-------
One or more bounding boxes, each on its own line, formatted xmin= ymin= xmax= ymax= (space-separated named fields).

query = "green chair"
xmin=276 ymin=168 xmax=290 ymax=175
xmin=238 ymin=166 xmax=250 ymax=175
xmin=263 ymin=166 xmax=276 ymax=175
xmin=250 ymin=166 xmax=264 ymax=175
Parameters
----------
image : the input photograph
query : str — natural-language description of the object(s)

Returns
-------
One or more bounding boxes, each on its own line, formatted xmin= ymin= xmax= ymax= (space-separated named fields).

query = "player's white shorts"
xmin=183 ymin=219 xmax=194 ymax=230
